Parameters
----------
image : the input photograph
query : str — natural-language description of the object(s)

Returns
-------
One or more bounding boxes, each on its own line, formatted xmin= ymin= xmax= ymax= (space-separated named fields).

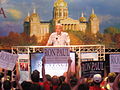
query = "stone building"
xmin=24 ymin=0 xmax=99 ymax=42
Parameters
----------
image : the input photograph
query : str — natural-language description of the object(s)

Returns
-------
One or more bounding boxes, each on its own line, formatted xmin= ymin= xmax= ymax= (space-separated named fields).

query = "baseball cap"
xmin=93 ymin=74 xmax=102 ymax=83
xmin=108 ymin=72 xmax=116 ymax=78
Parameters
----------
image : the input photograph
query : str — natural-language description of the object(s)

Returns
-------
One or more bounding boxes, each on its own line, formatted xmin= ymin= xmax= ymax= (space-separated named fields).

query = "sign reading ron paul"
xmin=110 ymin=54 xmax=120 ymax=72
xmin=44 ymin=47 xmax=70 ymax=64
xmin=81 ymin=61 xmax=104 ymax=78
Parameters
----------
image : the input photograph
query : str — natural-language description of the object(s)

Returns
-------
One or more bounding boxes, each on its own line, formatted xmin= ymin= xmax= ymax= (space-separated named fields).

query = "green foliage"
xmin=66 ymin=30 xmax=104 ymax=45
xmin=114 ymin=33 xmax=120 ymax=48
xmin=66 ymin=30 xmax=85 ymax=41
xmin=66 ymin=31 xmax=83 ymax=45
xmin=104 ymin=27 xmax=120 ymax=35
xmin=103 ymin=26 xmax=120 ymax=48
xmin=96 ymin=32 xmax=104 ymax=44
xmin=66 ymin=28 xmax=120 ymax=48
xmin=0 ymin=32 xmax=38 ymax=47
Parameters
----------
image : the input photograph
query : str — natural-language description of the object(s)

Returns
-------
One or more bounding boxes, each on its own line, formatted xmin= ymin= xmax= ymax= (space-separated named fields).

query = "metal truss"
xmin=105 ymin=48 xmax=120 ymax=54
xmin=12 ymin=45 xmax=105 ymax=61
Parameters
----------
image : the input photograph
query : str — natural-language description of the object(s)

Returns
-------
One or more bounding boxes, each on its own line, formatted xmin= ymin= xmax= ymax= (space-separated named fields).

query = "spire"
xmin=89 ymin=8 xmax=97 ymax=20
xmin=27 ymin=12 xmax=30 ymax=17
xmin=79 ymin=12 xmax=86 ymax=22
xmin=92 ymin=8 xmax=95 ymax=14
xmin=33 ymin=8 xmax=36 ymax=13
xmin=24 ymin=12 xmax=30 ymax=22
xmin=81 ymin=12 xmax=84 ymax=17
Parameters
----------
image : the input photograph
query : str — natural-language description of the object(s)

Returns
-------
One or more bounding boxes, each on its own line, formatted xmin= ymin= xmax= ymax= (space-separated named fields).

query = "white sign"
xmin=0 ymin=51 xmax=18 ymax=70
xmin=44 ymin=47 xmax=70 ymax=63
xmin=81 ymin=53 xmax=98 ymax=61
xmin=31 ymin=52 xmax=75 ymax=78
xmin=18 ymin=54 xmax=30 ymax=83
xmin=110 ymin=54 xmax=120 ymax=72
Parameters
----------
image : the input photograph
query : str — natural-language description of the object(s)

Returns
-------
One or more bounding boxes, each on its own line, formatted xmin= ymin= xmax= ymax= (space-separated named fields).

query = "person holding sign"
xmin=46 ymin=24 xmax=70 ymax=46
xmin=42 ymin=56 xmax=72 ymax=90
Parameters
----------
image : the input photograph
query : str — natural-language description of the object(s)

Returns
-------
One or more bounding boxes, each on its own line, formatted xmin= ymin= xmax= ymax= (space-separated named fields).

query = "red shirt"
xmin=32 ymin=82 xmax=44 ymax=86
xmin=43 ymin=81 xmax=51 ymax=90
xmin=52 ymin=85 xmax=58 ymax=90
xmin=89 ymin=86 xmax=106 ymax=90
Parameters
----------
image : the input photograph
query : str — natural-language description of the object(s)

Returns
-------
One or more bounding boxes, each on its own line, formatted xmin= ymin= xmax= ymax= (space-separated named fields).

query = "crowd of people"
xmin=0 ymin=57 xmax=120 ymax=90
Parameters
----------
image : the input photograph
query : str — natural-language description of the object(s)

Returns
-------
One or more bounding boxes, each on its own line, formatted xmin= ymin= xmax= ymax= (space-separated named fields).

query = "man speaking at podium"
xmin=46 ymin=24 xmax=70 ymax=46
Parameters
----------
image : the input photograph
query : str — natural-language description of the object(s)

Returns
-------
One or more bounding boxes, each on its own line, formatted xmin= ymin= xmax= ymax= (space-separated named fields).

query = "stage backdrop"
xmin=0 ymin=0 xmax=120 ymax=49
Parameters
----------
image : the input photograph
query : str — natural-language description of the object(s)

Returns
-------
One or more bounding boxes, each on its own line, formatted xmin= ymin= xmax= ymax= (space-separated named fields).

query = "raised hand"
xmin=68 ymin=57 xmax=72 ymax=65
xmin=42 ymin=56 xmax=46 ymax=65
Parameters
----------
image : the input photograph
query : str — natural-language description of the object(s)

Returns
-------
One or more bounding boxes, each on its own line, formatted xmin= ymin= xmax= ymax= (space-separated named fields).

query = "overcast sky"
xmin=0 ymin=0 xmax=120 ymax=36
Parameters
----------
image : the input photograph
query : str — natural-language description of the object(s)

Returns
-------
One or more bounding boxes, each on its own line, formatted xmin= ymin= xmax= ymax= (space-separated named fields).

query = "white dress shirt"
xmin=47 ymin=32 xmax=70 ymax=46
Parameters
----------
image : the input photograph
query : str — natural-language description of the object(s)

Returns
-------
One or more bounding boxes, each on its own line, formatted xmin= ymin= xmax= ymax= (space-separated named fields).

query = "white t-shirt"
xmin=47 ymin=32 xmax=70 ymax=46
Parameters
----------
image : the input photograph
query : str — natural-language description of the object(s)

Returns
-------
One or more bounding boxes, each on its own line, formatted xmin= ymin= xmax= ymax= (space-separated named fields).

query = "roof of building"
xmin=89 ymin=9 xmax=97 ymax=20
xmin=54 ymin=0 xmax=67 ymax=7
xmin=79 ymin=12 xmax=87 ymax=22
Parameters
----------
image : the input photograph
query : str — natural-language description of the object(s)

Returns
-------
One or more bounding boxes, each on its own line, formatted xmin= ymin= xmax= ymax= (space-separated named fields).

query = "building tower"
xmin=79 ymin=12 xmax=87 ymax=23
xmin=79 ymin=12 xmax=87 ymax=33
xmin=24 ymin=12 xmax=30 ymax=35
xmin=89 ymin=9 xmax=99 ymax=34
xmin=29 ymin=8 xmax=40 ymax=37
xmin=53 ymin=0 xmax=68 ymax=24
xmin=24 ymin=8 xmax=50 ymax=43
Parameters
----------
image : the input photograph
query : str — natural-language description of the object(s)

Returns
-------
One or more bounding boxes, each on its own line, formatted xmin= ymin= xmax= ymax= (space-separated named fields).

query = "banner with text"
xmin=81 ymin=61 xmax=104 ymax=78
xmin=110 ymin=54 xmax=120 ymax=72
xmin=44 ymin=47 xmax=70 ymax=63
xmin=0 ymin=51 xmax=18 ymax=70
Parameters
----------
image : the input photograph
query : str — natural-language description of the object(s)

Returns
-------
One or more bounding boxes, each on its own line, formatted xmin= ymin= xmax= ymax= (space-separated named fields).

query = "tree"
xmin=39 ymin=33 xmax=50 ymax=46
xmin=20 ymin=32 xmax=31 ymax=45
xmin=29 ymin=35 xmax=37 ymax=45
xmin=96 ymin=32 xmax=104 ymax=44
xmin=65 ymin=30 xmax=83 ymax=45
xmin=104 ymin=27 xmax=119 ymax=35
xmin=103 ymin=27 xmax=120 ymax=48
xmin=0 ymin=32 xmax=38 ymax=48
xmin=103 ymin=34 xmax=113 ymax=48
xmin=5 ymin=31 xmax=21 ymax=46
xmin=114 ymin=34 xmax=120 ymax=48
xmin=68 ymin=32 xmax=83 ymax=45
xmin=82 ymin=32 xmax=97 ymax=45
